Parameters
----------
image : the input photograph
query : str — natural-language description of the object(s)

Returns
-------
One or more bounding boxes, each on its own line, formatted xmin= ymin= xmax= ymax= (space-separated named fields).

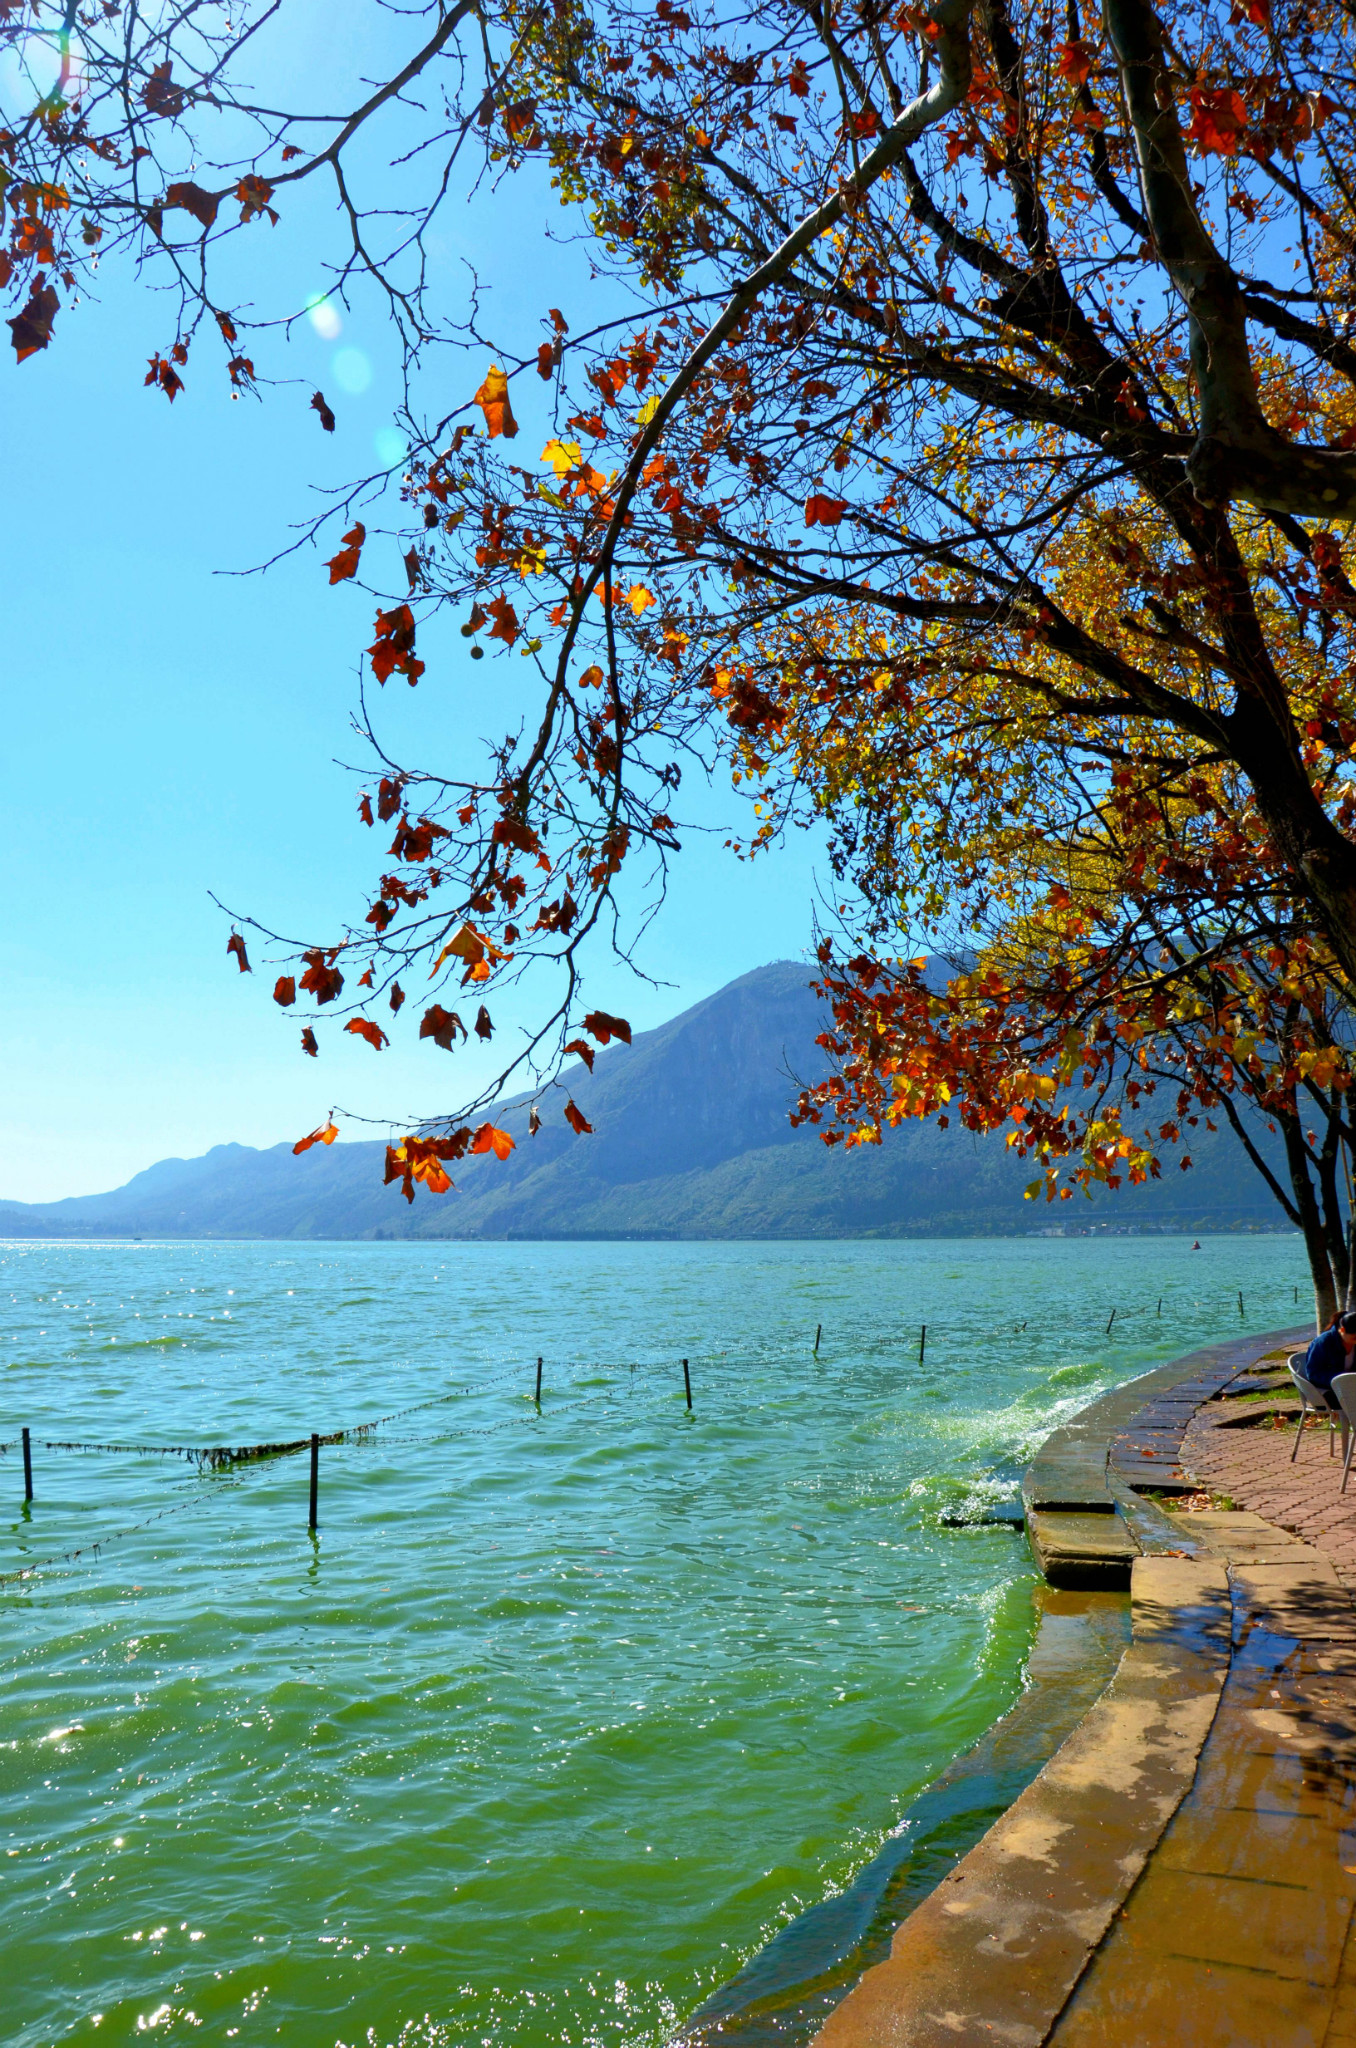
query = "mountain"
xmin=0 ymin=962 xmax=1286 ymax=1241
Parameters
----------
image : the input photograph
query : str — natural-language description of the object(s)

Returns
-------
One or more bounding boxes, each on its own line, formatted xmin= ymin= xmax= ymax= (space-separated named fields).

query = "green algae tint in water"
xmin=0 ymin=1236 xmax=1305 ymax=2048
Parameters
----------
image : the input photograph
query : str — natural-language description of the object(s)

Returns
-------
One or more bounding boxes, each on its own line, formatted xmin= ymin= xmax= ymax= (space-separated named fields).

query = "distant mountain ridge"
xmin=0 ymin=962 xmax=1285 ymax=1241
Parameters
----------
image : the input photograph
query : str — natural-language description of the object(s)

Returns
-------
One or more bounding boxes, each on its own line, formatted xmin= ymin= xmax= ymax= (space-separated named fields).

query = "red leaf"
xmin=345 ymin=1017 xmax=389 ymax=1050
xmin=404 ymin=546 xmax=421 ymax=592
xmin=236 ymin=173 xmax=277 ymax=223
xmin=420 ymin=1003 xmax=467 ymax=1049
xmin=293 ymin=1121 xmax=338 ymax=1155
xmin=529 ymin=1105 xmax=542 ymax=1136
xmin=311 ymin=389 xmax=336 ymax=432
xmin=1057 ymin=39 xmax=1092 ymax=84
xmin=369 ymin=604 xmax=424 ymax=686
xmin=1187 ymin=87 xmax=1247 ymax=156
xmin=805 ymin=494 xmax=848 ymax=527
xmin=537 ymin=341 xmax=556 ymax=379
xmin=565 ymin=1037 xmax=596 ymax=1071
xmin=9 ymin=284 xmax=58 ymax=363
xmin=300 ymin=1026 xmax=319 ymax=1057
xmin=144 ymin=352 xmax=184 ymax=401
xmin=300 ymin=950 xmax=344 ymax=1004
xmin=471 ymin=1122 xmax=515 ymax=1160
xmin=326 ymin=522 xmax=366 ymax=584
xmin=564 ymin=1099 xmax=593 ymax=1135
xmin=487 ymin=595 xmax=521 ymax=647
xmin=165 ymin=181 xmax=218 ymax=227
xmin=359 ymin=793 xmax=374 ymax=826
xmin=227 ymin=932 xmax=251 ymax=973
xmin=474 ymin=1004 xmax=494 ymax=1040
xmin=273 ymin=975 xmax=296 ymax=1006
xmin=142 ymin=60 xmax=185 ymax=118
xmin=582 ymin=1010 xmax=632 ymax=1045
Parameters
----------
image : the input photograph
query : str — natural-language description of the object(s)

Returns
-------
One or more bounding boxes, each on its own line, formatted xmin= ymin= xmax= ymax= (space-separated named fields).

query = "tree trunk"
xmin=1280 ymin=1107 xmax=1338 ymax=1328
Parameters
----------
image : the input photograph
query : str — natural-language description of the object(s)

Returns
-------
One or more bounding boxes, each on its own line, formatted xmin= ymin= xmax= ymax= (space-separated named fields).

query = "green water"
xmin=1 ymin=1235 xmax=1305 ymax=2047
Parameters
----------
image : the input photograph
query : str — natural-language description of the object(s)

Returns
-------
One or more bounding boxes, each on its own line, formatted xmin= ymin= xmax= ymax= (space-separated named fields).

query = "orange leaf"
xmin=471 ymin=1122 xmax=515 ymax=1160
xmin=564 ymin=1099 xmax=593 ymax=1135
xmin=293 ymin=1121 xmax=338 ymax=1155
xmin=473 ymin=363 xmax=519 ymax=439
xmin=227 ymin=932 xmax=251 ymax=973
xmin=326 ymin=522 xmax=366 ymax=584
xmin=345 ymin=1017 xmax=389 ymax=1050
xmin=564 ymin=1037 xmax=596 ymax=1071
xmin=273 ymin=975 xmax=296 ymax=1006
xmin=626 ymin=583 xmax=656 ymax=616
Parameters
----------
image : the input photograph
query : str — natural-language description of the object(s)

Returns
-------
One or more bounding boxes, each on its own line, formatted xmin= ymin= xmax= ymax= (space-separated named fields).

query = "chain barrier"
xmin=0 ymin=1488 xmax=224 ymax=1590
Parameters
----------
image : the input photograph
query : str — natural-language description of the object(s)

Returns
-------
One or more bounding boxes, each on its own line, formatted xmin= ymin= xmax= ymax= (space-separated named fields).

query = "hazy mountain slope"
xmin=0 ymin=962 xmax=1283 ymax=1240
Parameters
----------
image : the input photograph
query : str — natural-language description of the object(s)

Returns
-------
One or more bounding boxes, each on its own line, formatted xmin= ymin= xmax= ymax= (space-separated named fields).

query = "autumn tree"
xmin=16 ymin=0 xmax=1356 ymax=1212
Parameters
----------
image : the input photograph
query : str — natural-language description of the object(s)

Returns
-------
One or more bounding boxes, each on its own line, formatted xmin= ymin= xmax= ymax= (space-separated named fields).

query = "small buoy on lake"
xmin=1192 ymin=1240 xmax=1202 ymax=1250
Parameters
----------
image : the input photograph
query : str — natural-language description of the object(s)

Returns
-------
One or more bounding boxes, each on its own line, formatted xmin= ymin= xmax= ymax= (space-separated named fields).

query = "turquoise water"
xmin=1 ymin=1235 xmax=1305 ymax=2047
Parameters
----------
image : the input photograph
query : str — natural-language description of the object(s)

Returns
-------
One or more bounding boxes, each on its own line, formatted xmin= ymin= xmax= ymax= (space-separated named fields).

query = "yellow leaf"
xmin=541 ymin=438 xmax=582 ymax=477
xmin=626 ymin=584 xmax=656 ymax=616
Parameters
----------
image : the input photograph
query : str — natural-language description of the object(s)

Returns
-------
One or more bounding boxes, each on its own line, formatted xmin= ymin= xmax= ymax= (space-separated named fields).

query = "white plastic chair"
xmin=1331 ymin=1372 xmax=1356 ymax=1492
xmin=1288 ymin=1353 xmax=1346 ymax=1462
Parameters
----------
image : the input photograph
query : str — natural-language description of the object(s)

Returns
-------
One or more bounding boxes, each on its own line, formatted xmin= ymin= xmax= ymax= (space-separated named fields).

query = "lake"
xmin=1 ymin=1234 xmax=1306 ymax=2046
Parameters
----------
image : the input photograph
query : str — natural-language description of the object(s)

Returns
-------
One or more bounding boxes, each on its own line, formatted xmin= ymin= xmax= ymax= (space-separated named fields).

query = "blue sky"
xmin=0 ymin=52 xmax=824 ymax=1203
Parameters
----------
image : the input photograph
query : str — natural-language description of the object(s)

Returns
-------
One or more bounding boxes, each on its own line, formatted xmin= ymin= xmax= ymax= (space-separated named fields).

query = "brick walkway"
xmin=1183 ymin=1355 xmax=1356 ymax=1590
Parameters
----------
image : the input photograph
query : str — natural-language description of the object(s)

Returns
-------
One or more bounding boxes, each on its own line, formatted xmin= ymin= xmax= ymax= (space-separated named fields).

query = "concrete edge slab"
xmin=810 ymin=1558 xmax=1230 ymax=2048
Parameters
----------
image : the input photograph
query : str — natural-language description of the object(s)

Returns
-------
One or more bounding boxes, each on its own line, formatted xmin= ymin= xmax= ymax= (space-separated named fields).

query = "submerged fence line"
xmin=0 ymin=1367 xmax=695 ymax=1587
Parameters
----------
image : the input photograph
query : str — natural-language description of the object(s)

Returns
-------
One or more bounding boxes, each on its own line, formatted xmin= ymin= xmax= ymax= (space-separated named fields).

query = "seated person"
xmin=1303 ymin=1312 xmax=1356 ymax=1407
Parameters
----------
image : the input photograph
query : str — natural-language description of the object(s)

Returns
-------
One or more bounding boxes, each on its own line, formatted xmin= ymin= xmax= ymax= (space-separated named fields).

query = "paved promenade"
xmin=813 ymin=1337 xmax=1356 ymax=2047
xmin=1183 ymin=1362 xmax=1356 ymax=1590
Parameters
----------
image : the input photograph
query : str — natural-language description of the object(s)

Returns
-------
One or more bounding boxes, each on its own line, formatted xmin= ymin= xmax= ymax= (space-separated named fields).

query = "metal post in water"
xmin=1106 ymin=1306 xmax=1117 ymax=1336
xmin=918 ymin=1324 xmax=927 ymax=1365
xmin=21 ymin=1426 xmax=32 ymax=1503
xmin=814 ymin=1324 xmax=822 ymax=1355
xmin=1239 ymin=1291 xmax=1244 ymax=1318
xmin=1157 ymin=1298 xmax=1162 ymax=1317
xmin=682 ymin=1358 xmax=692 ymax=1410
xmin=535 ymin=1356 xmax=543 ymax=1404
xmin=308 ymin=1433 xmax=319 ymax=1533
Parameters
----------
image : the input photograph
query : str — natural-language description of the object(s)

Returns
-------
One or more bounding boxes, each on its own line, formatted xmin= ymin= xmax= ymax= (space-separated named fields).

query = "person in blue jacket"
xmin=1303 ymin=1312 xmax=1356 ymax=1406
